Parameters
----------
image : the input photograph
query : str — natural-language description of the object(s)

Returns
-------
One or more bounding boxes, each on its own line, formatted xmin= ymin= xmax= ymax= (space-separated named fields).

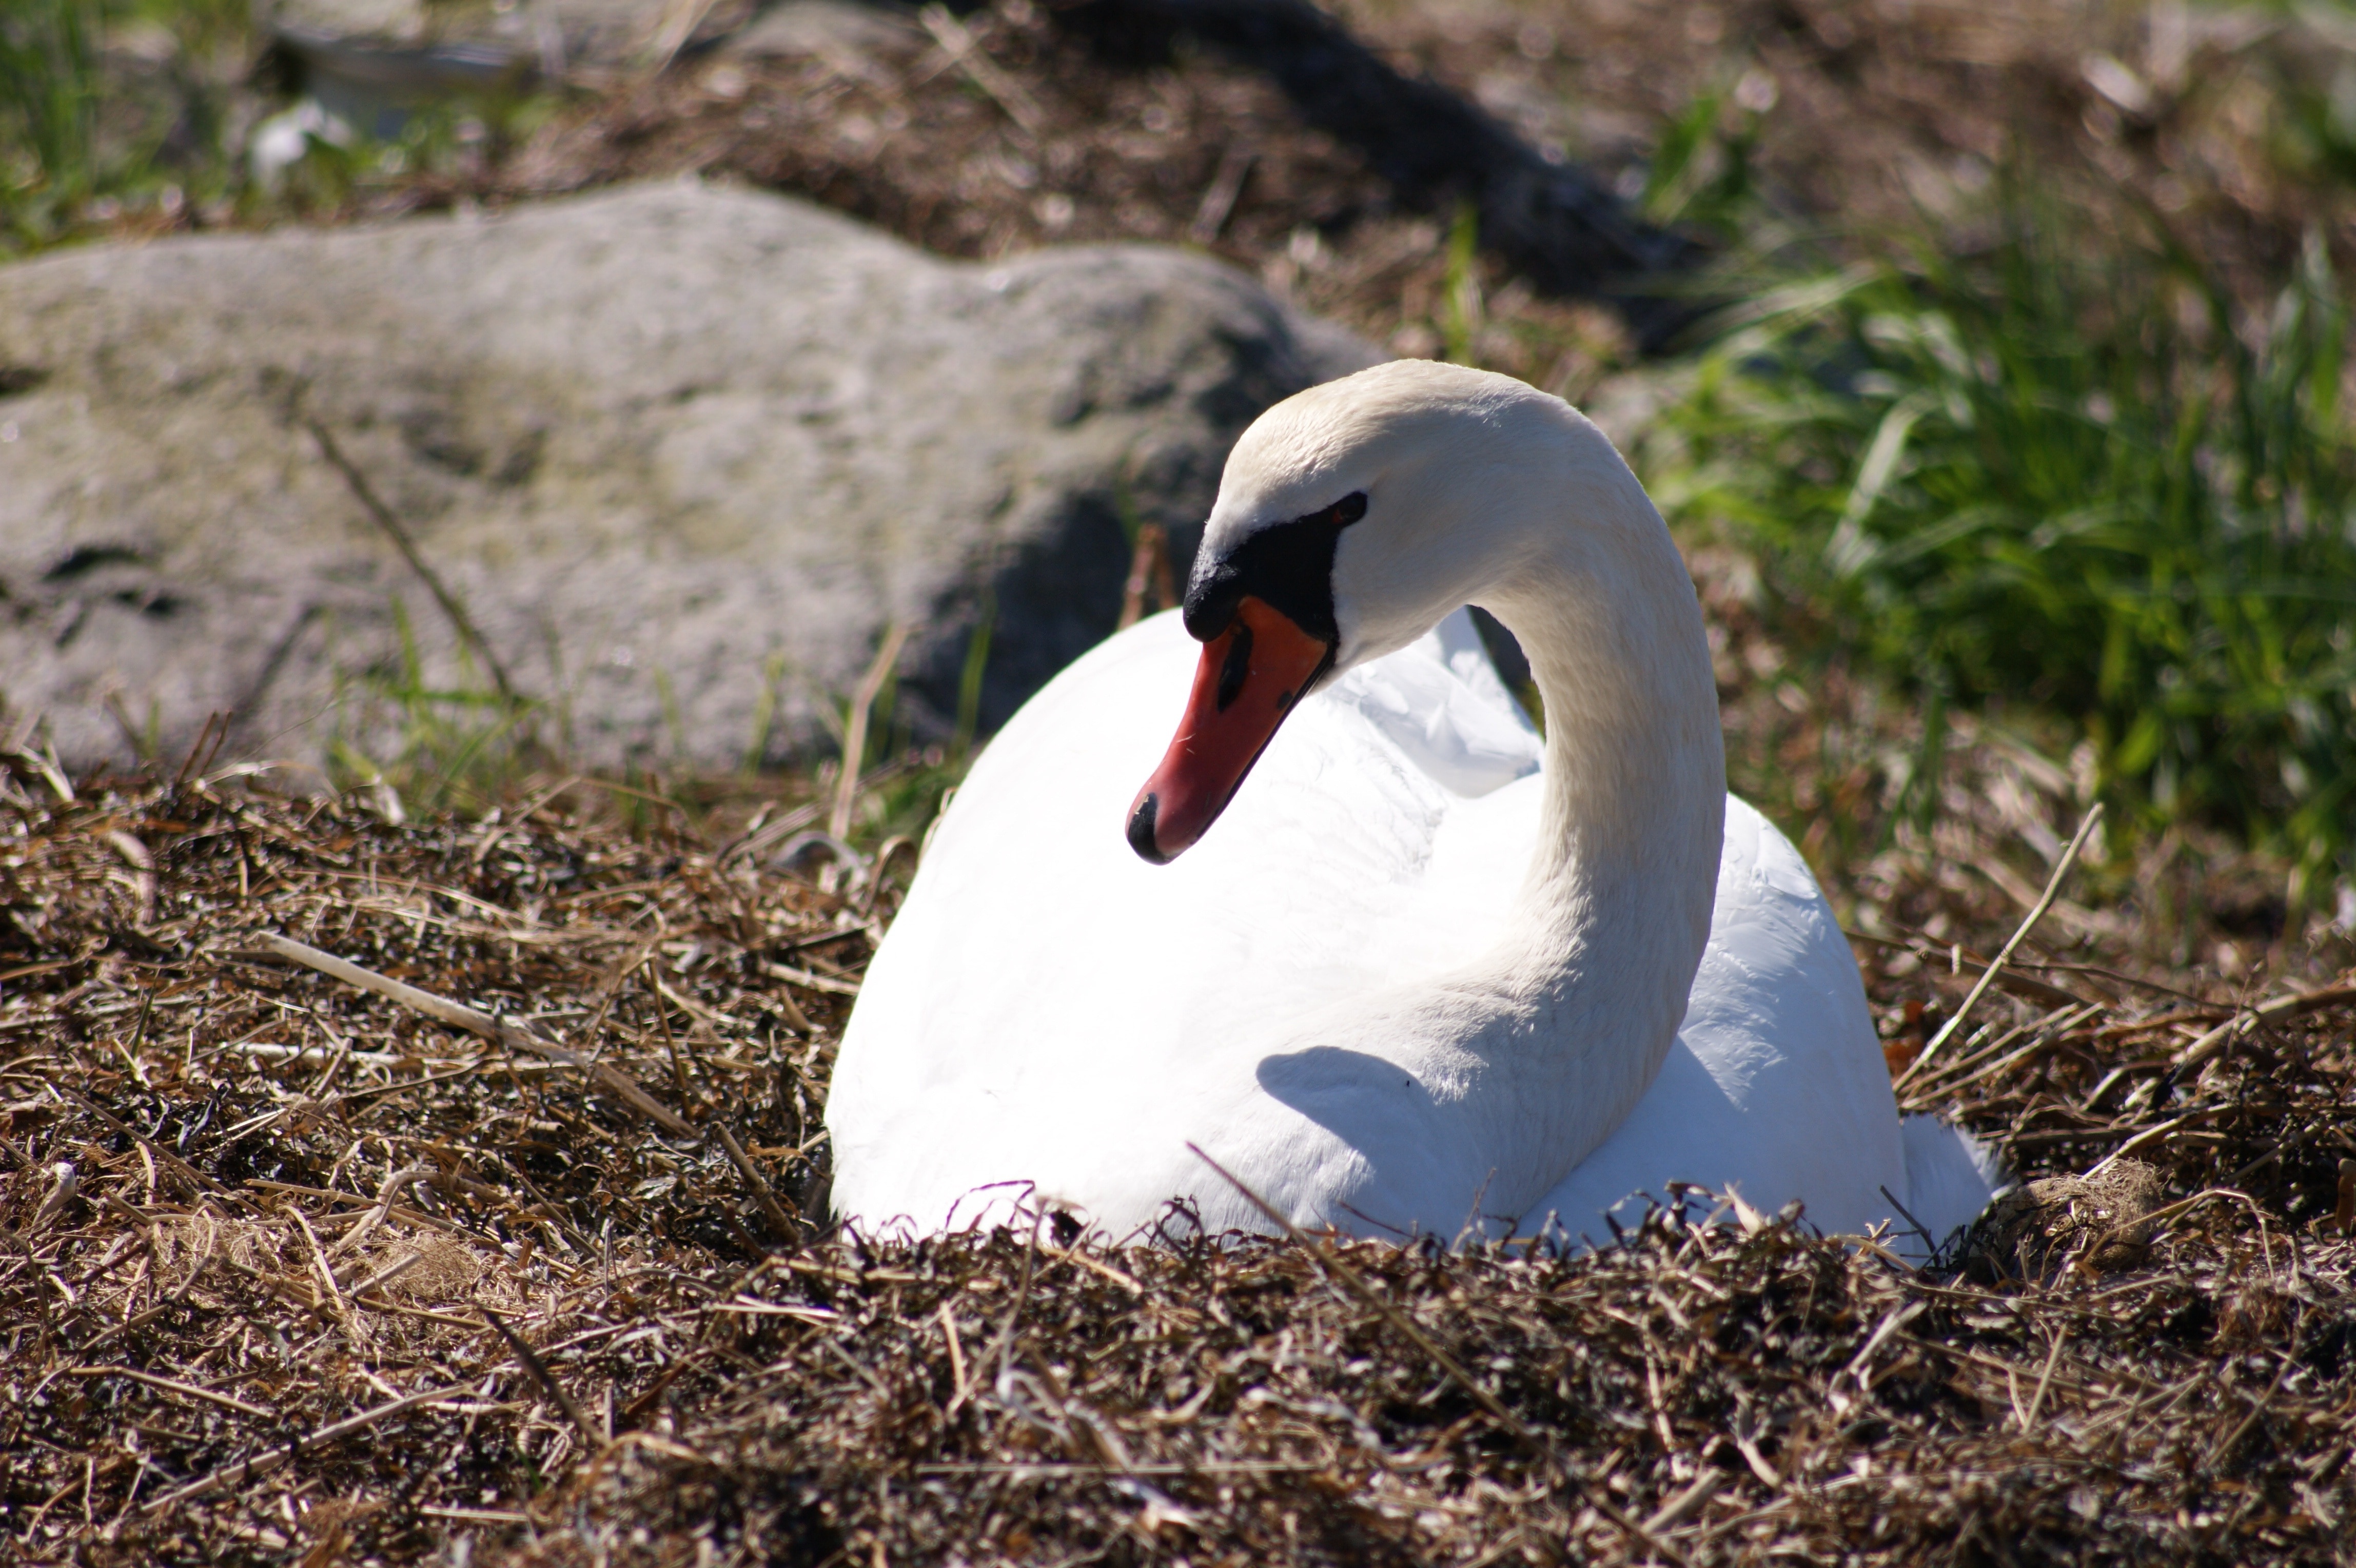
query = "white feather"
xmin=826 ymin=361 xmax=2001 ymax=1257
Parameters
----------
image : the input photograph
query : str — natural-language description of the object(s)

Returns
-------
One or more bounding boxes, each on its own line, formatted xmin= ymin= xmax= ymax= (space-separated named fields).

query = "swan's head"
xmin=1128 ymin=359 xmax=1631 ymax=863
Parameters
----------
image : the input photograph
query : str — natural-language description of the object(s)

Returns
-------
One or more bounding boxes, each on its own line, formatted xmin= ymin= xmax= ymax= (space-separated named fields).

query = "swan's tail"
xmin=1898 ymin=1114 xmax=2008 ymax=1262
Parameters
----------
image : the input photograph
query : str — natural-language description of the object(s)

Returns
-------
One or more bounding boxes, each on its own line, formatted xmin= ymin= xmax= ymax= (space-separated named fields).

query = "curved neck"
xmin=1240 ymin=410 xmax=1731 ymax=1237
xmin=1486 ymin=529 xmax=1724 ymax=942
xmin=1416 ymin=464 xmax=1726 ymax=1217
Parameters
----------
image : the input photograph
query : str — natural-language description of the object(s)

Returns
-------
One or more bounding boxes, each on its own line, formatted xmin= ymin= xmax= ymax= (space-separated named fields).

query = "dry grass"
xmin=11 ymin=8 xmax=2353 ymax=1560
xmin=3 ymin=757 xmax=2352 ymax=1565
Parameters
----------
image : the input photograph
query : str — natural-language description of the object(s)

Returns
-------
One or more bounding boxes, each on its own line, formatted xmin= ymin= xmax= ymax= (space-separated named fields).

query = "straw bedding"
xmin=3 ymin=762 xmax=2351 ymax=1564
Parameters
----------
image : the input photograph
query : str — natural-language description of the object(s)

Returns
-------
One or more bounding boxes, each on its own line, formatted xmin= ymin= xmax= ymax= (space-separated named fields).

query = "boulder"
xmin=0 ymin=180 xmax=1379 ymax=778
xmin=259 ymin=0 xmax=699 ymax=75
xmin=256 ymin=1 xmax=904 ymax=136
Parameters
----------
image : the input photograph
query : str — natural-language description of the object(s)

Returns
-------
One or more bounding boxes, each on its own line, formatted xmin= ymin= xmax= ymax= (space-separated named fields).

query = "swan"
xmin=825 ymin=359 xmax=2000 ymax=1254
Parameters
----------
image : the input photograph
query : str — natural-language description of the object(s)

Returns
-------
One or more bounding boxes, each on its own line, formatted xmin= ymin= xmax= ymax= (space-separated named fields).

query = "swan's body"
xmin=827 ymin=361 xmax=2000 ymax=1252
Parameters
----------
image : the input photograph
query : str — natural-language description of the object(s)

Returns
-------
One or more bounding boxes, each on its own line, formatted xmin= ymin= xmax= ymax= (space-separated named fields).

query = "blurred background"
xmin=4 ymin=0 xmax=2354 ymax=983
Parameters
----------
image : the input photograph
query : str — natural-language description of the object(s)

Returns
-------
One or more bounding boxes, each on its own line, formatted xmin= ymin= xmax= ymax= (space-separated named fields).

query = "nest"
xmin=1965 ymin=1160 xmax=2167 ymax=1283
xmin=3 ymin=762 xmax=2353 ymax=1564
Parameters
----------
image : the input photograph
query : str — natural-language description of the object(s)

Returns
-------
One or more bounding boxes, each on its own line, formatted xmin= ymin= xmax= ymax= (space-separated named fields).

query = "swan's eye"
xmin=1183 ymin=492 xmax=1363 ymax=643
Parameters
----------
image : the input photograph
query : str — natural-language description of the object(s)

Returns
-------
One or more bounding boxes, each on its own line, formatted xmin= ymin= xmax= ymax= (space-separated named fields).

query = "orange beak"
xmin=1127 ymin=596 xmax=1334 ymax=863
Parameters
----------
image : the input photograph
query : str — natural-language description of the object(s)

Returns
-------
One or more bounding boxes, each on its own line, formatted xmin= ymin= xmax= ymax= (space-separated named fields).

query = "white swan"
xmin=826 ymin=360 xmax=2000 ymax=1253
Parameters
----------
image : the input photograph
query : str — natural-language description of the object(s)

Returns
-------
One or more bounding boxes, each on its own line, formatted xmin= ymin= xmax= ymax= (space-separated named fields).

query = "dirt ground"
xmin=2 ymin=762 xmax=2351 ymax=1564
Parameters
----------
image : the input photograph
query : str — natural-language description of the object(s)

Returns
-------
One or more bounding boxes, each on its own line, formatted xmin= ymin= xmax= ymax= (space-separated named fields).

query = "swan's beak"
xmin=1127 ymin=596 xmax=1333 ymax=864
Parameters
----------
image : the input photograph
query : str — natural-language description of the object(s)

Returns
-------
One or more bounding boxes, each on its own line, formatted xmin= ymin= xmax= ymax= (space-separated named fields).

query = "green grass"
xmin=304 ymin=590 xmax=971 ymax=863
xmin=1442 ymin=201 xmax=1480 ymax=365
xmin=0 ymin=0 xmax=564 ymax=251
xmin=0 ymin=0 xmax=102 ymax=231
xmin=0 ymin=0 xmax=253 ymax=245
xmin=323 ymin=598 xmax=548 ymax=817
xmin=1638 ymin=199 xmax=2356 ymax=894
xmin=1637 ymin=70 xmax=1766 ymax=242
xmin=254 ymin=84 xmax=568 ymax=223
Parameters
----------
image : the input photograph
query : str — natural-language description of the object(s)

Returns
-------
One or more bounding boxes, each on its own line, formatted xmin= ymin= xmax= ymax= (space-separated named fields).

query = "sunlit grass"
xmin=0 ymin=0 xmax=254 ymax=245
xmin=0 ymin=0 xmax=103 ymax=238
xmin=1637 ymin=200 xmax=2356 ymax=897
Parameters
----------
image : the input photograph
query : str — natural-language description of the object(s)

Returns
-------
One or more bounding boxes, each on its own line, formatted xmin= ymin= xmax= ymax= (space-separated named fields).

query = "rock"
xmin=0 ymin=181 xmax=1380 ymax=779
xmin=257 ymin=0 xmax=749 ymax=136
xmin=255 ymin=0 xmax=900 ymax=84
xmin=258 ymin=0 xmax=691 ymax=73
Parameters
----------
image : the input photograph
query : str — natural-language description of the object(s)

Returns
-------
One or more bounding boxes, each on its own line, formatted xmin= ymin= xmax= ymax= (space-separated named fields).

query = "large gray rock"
xmin=259 ymin=0 xmax=697 ymax=73
xmin=257 ymin=1 xmax=901 ymax=132
xmin=0 ymin=181 xmax=1378 ymax=777
xmin=254 ymin=3 xmax=917 ymax=145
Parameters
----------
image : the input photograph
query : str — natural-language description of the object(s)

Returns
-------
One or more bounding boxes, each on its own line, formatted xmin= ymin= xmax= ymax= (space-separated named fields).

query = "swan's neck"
xmin=1491 ymin=542 xmax=1724 ymax=947
xmin=1427 ymin=487 xmax=1725 ymax=1208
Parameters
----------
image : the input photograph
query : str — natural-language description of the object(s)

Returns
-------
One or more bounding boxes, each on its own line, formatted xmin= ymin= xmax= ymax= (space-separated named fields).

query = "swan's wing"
xmin=1339 ymin=615 xmax=1540 ymax=797
xmin=1429 ymin=610 xmax=1522 ymax=717
xmin=1899 ymin=1115 xmax=2008 ymax=1253
xmin=1530 ymin=799 xmax=1914 ymax=1244
xmin=828 ymin=607 xmax=1538 ymax=1231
